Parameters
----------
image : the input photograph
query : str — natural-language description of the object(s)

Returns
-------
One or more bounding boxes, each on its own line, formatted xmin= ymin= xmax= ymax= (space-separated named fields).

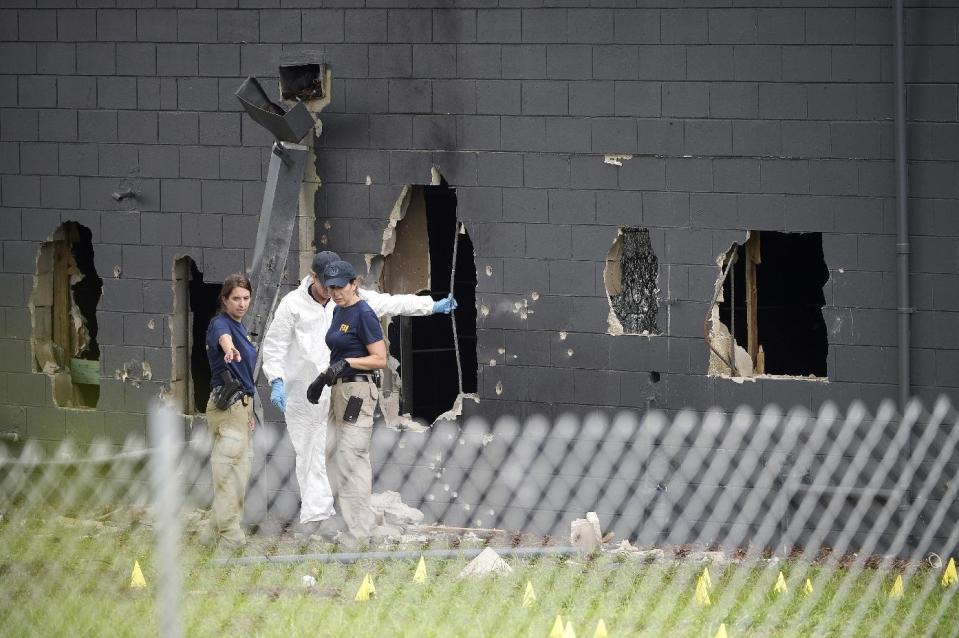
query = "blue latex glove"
xmin=270 ymin=378 xmax=286 ymax=413
xmin=433 ymin=293 xmax=458 ymax=314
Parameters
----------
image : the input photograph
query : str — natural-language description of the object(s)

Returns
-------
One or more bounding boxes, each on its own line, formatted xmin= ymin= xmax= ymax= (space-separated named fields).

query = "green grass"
xmin=1 ymin=513 xmax=957 ymax=637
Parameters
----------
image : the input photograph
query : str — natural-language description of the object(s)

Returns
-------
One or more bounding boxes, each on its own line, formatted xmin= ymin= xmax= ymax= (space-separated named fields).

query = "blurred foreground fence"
xmin=2 ymin=397 xmax=959 ymax=636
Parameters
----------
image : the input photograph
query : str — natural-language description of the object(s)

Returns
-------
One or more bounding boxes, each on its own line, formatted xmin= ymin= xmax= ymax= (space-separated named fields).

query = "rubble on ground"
xmin=458 ymin=547 xmax=513 ymax=578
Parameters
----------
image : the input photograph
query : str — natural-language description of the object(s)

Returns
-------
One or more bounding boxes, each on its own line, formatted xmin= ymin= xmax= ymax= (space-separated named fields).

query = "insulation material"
xmin=604 ymin=227 xmax=660 ymax=335
xmin=380 ymin=186 xmax=430 ymax=295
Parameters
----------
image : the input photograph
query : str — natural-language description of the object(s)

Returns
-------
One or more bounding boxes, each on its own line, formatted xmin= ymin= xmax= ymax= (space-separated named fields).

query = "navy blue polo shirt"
xmin=206 ymin=313 xmax=257 ymax=394
xmin=326 ymin=300 xmax=383 ymax=378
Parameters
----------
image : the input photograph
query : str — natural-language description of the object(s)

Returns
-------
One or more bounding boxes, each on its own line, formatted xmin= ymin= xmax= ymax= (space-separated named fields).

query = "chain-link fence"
xmin=2 ymin=398 xmax=959 ymax=636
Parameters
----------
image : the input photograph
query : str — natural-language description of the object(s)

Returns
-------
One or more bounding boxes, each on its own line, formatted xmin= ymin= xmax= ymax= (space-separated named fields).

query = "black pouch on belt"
xmin=212 ymin=370 xmax=245 ymax=411
xmin=343 ymin=395 xmax=363 ymax=423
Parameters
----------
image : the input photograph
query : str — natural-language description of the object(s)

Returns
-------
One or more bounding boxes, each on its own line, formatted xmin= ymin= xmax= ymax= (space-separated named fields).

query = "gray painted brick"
xmin=709 ymin=83 xmax=758 ymax=119
xmin=832 ymin=47 xmax=881 ymax=83
xmin=758 ymin=8 xmax=803 ymax=44
xmin=433 ymin=9 xmax=476 ymax=43
xmin=413 ymin=44 xmax=457 ymax=78
xmin=199 ymin=44 xmax=240 ymax=76
xmin=217 ymin=10 xmax=258 ymax=42
xmin=57 ymin=76 xmax=96 ymax=109
xmin=182 ymin=212 xmax=224 ymax=248
xmin=2 ymin=175 xmax=40 ymax=207
xmin=808 ymin=84 xmax=858 ymax=120
xmin=761 ymin=159 xmax=809 ymax=195
xmin=19 ymin=76 xmax=57 ymax=109
xmin=302 ymin=10 xmax=344 ymax=43
xmin=546 ymin=44 xmax=592 ymax=80
xmin=457 ymin=45 xmax=500 ymax=79
xmin=59 ymin=143 xmax=98 ymax=176
xmin=709 ymin=9 xmax=757 ymax=45
xmin=389 ymin=79 xmax=431 ymax=113
xmin=41 ymin=110 xmax=79 ymax=143
xmin=157 ymin=44 xmax=198 ymax=76
xmin=570 ymin=155 xmax=618 ymax=190
xmin=98 ymin=144 xmax=139 ymax=176
xmin=139 ymin=145 xmax=179 ymax=178
xmin=783 ymin=195 xmax=834 ymax=232
xmin=684 ymin=120 xmax=731 ymax=156
xmin=831 ymin=122 xmax=882 ymax=159
xmin=616 ymin=156 xmax=663 ymax=191
xmin=137 ymin=9 xmax=178 ymax=42
xmin=687 ymin=45 xmax=734 ymax=81
xmin=661 ymin=9 xmax=706 ymax=44
xmin=98 ymin=77 xmax=137 ymax=110
xmin=20 ymin=143 xmax=58 ymax=176
xmin=38 ymin=43 xmax=76 ymax=75
xmin=732 ymin=120 xmax=780 ymax=157
xmin=613 ymin=9 xmax=659 ymax=44
xmin=643 ymin=192 xmax=689 ymax=228
xmin=737 ymin=193 xmax=784 ymax=231
xmin=570 ymin=81 xmax=613 ymax=116
xmin=21 ymin=208 xmax=62 ymax=241
xmin=140 ymin=211 xmax=181 ymax=245
xmin=543 ymin=117 xmax=590 ymax=153
xmin=758 ymin=83 xmax=806 ymax=119
xmin=344 ymin=79 xmax=389 ymax=113
xmin=782 ymin=121 xmax=829 ymax=158
xmin=222 ymin=213 xmax=257 ymax=248
xmin=908 ymin=84 xmax=958 ymax=122
xmin=117 ymin=111 xmax=158 ymax=144
xmin=638 ymin=45 xmax=685 ymax=81
xmin=369 ymin=114 xmax=411 ymax=149
xmin=370 ymin=45 xmax=412 ymax=78
xmin=476 ymin=222 xmax=524 ymax=258
xmin=433 ymin=79 xmax=477 ymax=114
xmin=346 ymin=9 xmax=387 ymax=42
xmin=161 ymin=179 xmax=202 ymax=212
xmin=0 ymin=11 xmax=14 ymax=41
xmin=412 ymin=114 xmax=456 ymax=148
xmin=572 ymin=225 xmax=614 ymax=261
xmin=477 ymin=9 xmax=520 ymax=43
xmin=201 ymin=180 xmax=244 ymax=214
xmin=522 ymin=8 xmax=565 ymax=43
xmin=663 ymin=83 xmax=708 ymax=118
xmin=77 ymin=42 xmax=115 ymax=75
xmin=59 ymin=9 xmax=97 ymax=42
xmin=548 ymin=188 xmax=594 ymax=224
xmin=388 ymin=10 xmax=431 ymax=43
xmin=666 ymin=157 xmax=712 ymax=193
xmin=522 ymin=81 xmax=567 ymax=116
xmin=457 ymin=186 xmax=502 ymax=222
xmin=567 ymin=10 xmax=613 ymax=44
xmin=664 ymin=227 xmax=714 ymax=265
xmin=219 ymin=147 xmax=260 ymax=180
xmin=158 ymin=112 xmax=198 ymax=145
xmin=500 ymin=116 xmax=545 ymax=152
xmin=388 ymin=150 xmax=432 ymax=183
xmin=523 ymin=153 xmax=568 ymax=188
xmin=0 ymin=43 xmax=36 ymax=75
xmin=199 ymin=112 xmax=241 ymax=146
xmin=21 ymin=9 xmax=58 ymax=41
xmin=239 ymin=44 xmax=283 ymax=77
xmin=177 ymin=9 xmax=218 ymax=42
xmin=595 ymin=190 xmax=643 ymax=226
xmin=592 ymin=45 xmax=638 ymax=80
xmin=856 ymin=8 xmax=892 ymax=45
xmin=782 ymin=46 xmax=830 ymax=82
xmin=137 ymin=78 xmax=178 ymax=111
xmin=122 ymin=243 xmax=162 ymax=279
xmin=431 ymin=150 xmax=476 ymax=185
xmin=636 ymin=119 xmax=683 ymax=156
xmin=614 ymin=81 xmax=660 ymax=117
xmin=0 ymin=145 xmax=19 ymax=175
xmin=503 ymin=188 xmax=547 ymax=223
xmin=808 ymin=160 xmax=858 ymax=196
xmin=713 ymin=158 xmax=759 ymax=194
xmin=690 ymin=192 xmax=737 ymax=229
xmin=502 ymin=44 xmax=546 ymax=79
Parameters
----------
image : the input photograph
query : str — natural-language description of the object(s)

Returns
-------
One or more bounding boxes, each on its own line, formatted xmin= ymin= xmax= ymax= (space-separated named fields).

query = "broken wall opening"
xmin=710 ymin=231 xmax=828 ymax=378
xmin=378 ymin=179 xmax=478 ymax=425
xmin=176 ymin=259 xmax=222 ymax=414
xmin=31 ymin=222 xmax=103 ymax=408
xmin=604 ymin=227 xmax=661 ymax=335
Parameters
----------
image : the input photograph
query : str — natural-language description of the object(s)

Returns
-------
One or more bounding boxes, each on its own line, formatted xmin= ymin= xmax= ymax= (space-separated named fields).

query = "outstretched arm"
xmin=360 ymin=288 xmax=434 ymax=319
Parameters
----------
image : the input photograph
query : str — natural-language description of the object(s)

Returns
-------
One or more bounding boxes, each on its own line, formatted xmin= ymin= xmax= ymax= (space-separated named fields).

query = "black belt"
xmin=336 ymin=374 xmax=373 ymax=384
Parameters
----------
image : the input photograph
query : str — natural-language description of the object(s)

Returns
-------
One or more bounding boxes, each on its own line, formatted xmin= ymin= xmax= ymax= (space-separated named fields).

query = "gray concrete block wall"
xmin=1 ymin=2 xmax=958 ymax=541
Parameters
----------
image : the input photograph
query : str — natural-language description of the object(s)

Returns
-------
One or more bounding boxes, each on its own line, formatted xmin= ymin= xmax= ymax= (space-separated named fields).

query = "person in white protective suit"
xmin=260 ymin=251 xmax=457 ymax=530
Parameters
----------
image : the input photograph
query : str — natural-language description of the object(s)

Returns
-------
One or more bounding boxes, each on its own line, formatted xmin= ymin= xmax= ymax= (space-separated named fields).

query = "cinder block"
xmin=758 ymin=8 xmax=804 ymax=44
xmin=1 ymin=175 xmax=41 ymax=207
xmin=345 ymin=9 xmax=387 ymax=42
xmin=805 ymin=8 xmax=855 ymax=44
xmin=781 ymin=121 xmax=828 ymax=159
xmin=140 ymin=212 xmax=182 ymax=246
xmin=123 ymin=314 xmax=165 ymax=347
xmin=502 ymin=257 xmax=548 ymax=295
xmin=97 ymin=144 xmax=138 ymax=177
xmin=431 ymin=9 xmax=476 ymax=43
xmin=662 ymin=9 xmax=706 ymax=44
xmin=259 ymin=9 xmax=300 ymax=42
xmin=201 ymin=180 xmax=244 ymax=215
xmin=477 ymin=9 xmax=521 ymax=43
xmin=591 ymin=117 xmax=636 ymax=154
xmin=521 ymin=8 xmax=565 ymax=43
xmin=99 ymin=277 xmax=144 ymax=312
xmin=57 ymin=77 xmax=97 ymax=110
xmin=709 ymin=83 xmax=758 ymax=119
xmin=431 ymin=151 xmax=477 ymax=185
xmin=666 ymin=157 xmax=712 ymax=193
xmin=122 ymin=244 xmax=163 ymax=280
xmin=136 ymin=9 xmax=177 ymax=42
xmin=687 ymin=45 xmax=734 ymax=81
xmin=522 ymin=153 xmax=568 ymax=188
xmin=808 ymin=84 xmax=858 ymax=120
xmin=59 ymin=143 xmax=98 ymax=177
xmin=218 ymin=147 xmax=260 ymax=181
xmin=783 ymin=195 xmax=834 ymax=232
xmin=77 ymin=42 xmax=115 ymax=76
xmin=302 ymin=9 xmax=344 ymax=43
xmin=37 ymin=43 xmax=76 ymax=75
xmin=498 ymin=116 xmax=543 ymax=152
xmin=369 ymin=44 xmax=411 ymax=78
xmin=387 ymin=149 xmax=433 ymax=183
xmin=709 ymin=9 xmax=758 ymax=44
xmin=138 ymin=145 xmax=179 ymax=179
xmin=733 ymin=45 xmax=781 ymax=81
xmin=834 ymin=345 xmax=895 ymax=384
xmin=413 ymin=44 xmax=457 ymax=78
xmin=782 ymin=46 xmax=830 ymax=82
xmin=592 ymin=45 xmax=639 ymax=80
xmin=643 ymin=192 xmax=689 ymax=229
xmin=198 ymin=43 xmax=239 ymax=76
xmin=808 ymin=160 xmax=858 ymax=196
xmin=178 ymin=77 xmax=219 ymax=111
xmin=596 ymin=190 xmax=643 ymax=226
xmin=20 ymin=143 xmax=59 ymax=176
xmin=202 ymin=248 xmax=246 ymax=282
xmin=761 ymin=159 xmax=809 ymax=195
xmin=546 ymin=44 xmax=592 ymax=81
xmin=40 ymin=175 xmax=80 ymax=209
xmin=638 ymin=45 xmax=686 ymax=81
xmin=58 ymin=9 xmax=97 ymax=42
xmin=388 ymin=79 xmax=431 ymax=113
xmin=613 ymin=9 xmax=659 ymax=44
xmin=388 ymin=9 xmax=431 ymax=43
xmin=570 ymin=80 xmax=613 ymax=116
xmin=572 ymin=225 xmax=614 ymax=261
xmin=433 ymin=79 xmax=477 ymax=115
xmin=663 ymin=83 xmax=708 ymax=118
xmin=614 ymin=81 xmax=660 ymax=117
xmin=18 ymin=76 xmax=57 ymax=109
xmin=0 ymin=43 xmax=36 ymax=75
xmin=503 ymin=188 xmax=548 ymax=223
xmin=732 ymin=120 xmax=781 ymax=157
xmin=502 ymin=44 xmax=546 ymax=79
xmin=713 ymin=158 xmax=760 ymax=194
xmin=571 ymin=155 xmax=618 ymax=190
xmin=457 ymin=186 xmax=502 ymax=223
xmin=684 ymin=120 xmax=732 ymax=156
xmin=161 ymin=179 xmax=202 ymax=213
xmin=117 ymin=111 xmax=158 ymax=145
xmin=833 ymin=46 xmax=881 ymax=83
xmin=217 ymin=10 xmax=258 ymax=43
xmin=239 ymin=43 xmax=283 ymax=77
xmin=179 ymin=146 xmax=220 ymax=180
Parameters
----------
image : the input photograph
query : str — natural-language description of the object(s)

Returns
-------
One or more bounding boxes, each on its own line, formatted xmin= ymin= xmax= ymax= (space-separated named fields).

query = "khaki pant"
xmin=206 ymin=396 xmax=253 ymax=547
xmin=326 ymin=380 xmax=378 ymax=541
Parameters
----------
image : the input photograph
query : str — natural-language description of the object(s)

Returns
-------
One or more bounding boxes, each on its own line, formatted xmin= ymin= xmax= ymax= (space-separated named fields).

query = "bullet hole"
xmin=649 ymin=371 xmax=661 ymax=384
xmin=172 ymin=257 xmax=220 ymax=414
xmin=485 ymin=265 xmax=492 ymax=277
xmin=495 ymin=381 xmax=503 ymax=395
xmin=709 ymin=231 xmax=828 ymax=378
xmin=567 ymin=349 xmax=574 ymax=357
xmin=530 ymin=292 xmax=540 ymax=301
xmin=31 ymin=221 xmax=102 ymax=409
xmin=605 ymin=227 xmax=660 ymax=335
xmin=559 ymin=331 xmax=567 ymax=340
xmin=147 ymin=319 xmax=155 ymax=330
xmin=489 ymin=359 xmax=497 ymax=367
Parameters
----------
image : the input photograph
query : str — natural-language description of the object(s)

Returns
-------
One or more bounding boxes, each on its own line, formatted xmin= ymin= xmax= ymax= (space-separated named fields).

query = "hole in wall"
xmin=30 ymin=221 xmax=102 ymax=409
xmin=279 ymin=63 xmax=326 ymax=101
xmin=374 ymin=176 xmax=478 ymax=425
xmin=708 ymin=231 xmax=828 ymax=379
xmin=649 ymin=371 xmax=661 ymax=384
xmin=604 ymin=227 xmax=661 ymax=336
xmin=170 ymin=257 xmax=220 ymax=415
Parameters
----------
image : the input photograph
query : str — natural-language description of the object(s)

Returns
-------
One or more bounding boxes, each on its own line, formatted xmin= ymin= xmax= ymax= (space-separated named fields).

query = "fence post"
xmin=149 ymin=400 xmax=184 ymax=638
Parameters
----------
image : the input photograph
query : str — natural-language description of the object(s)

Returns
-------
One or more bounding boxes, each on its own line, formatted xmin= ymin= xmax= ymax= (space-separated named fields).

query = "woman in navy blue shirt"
xmin=319 ymin=260 xmax=387 ymax=545
xmin=203 ymin=273 xmax=257 ymax=550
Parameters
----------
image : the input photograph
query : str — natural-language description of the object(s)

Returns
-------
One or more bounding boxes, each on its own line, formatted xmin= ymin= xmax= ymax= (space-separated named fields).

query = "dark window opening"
xmin=185 ymin=260 xmax=221 ymax=414
xmin=31 ymin=222 xmax=102 ymax=409
xmin=605 ymin=227 xmax=661 ymax=335
xmin=384 ymin=180 xmax=478 ymax=424
xmin=715 ymin=231 xmax=828 ymax=378
xmin=279 ymin=63 xmax=326 ymax=101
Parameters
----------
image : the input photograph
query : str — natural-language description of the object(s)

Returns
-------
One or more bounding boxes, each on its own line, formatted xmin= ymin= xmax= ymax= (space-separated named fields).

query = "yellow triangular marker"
xmin=129 ymin=560 xmax=146 ymax=589
xmin=702 ymin=566 xmax=712 ymax=590
xmin=714 ymin=623 xmax=728 ymax=638
xmin=549 ymin=615 xmax=565 ymax=638
xmin=563 ymin=620 xmax=577 ymax=638
xmin=522 ymin=580 xmax=536 ymax=608
xmin=413 ymin=556 xmax=428 ymax=584
xmin=354 ymin=573 xmax=376 ymax=601
xmin=774 ymin=571 xmax=788 ymax=594
xmin=695 ymin=575 xmax=712 ymax=606
xmin=889 ymin=574 xmax=904 ymax=599
xmin=942 ymin=558 xmax=958 ymax=587
xmin=592 ymin=619 xmax=609 ymax=638
xmin=803 ymin=578 xmax=814 ymax=594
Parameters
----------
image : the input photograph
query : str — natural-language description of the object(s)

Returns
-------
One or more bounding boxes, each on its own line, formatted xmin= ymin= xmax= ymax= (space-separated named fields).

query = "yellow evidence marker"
xmin=803 ymin=578 xmax=814 ymax=595
xmin=563 ymin=620 xmax=577 ymax=638
xmin=522 ymin=580 xmax=536 ymax=608
xmin=695 ymin=574 xmax=712 ymax=606
xmin=714 ymin=623 xmax=728 ymax=638
xmin=592 ymin=618 xmax=609 ymax=638
xmin=129 ymin=560 xmax=146 ymax=589
xmin=354 ymin=573 xmax=376 ymax=601
xmin=549 ymin=615 xmax=565 ymax=638
xmin=773 ymin=571 xmax=788 ymax=594
xmin=413 ymin=557 xmax=428 ymax=584
xmin=889 ymin=574 xmax=904 ymax=600
xmin=702 ymin=567 xmax=712 ymax=590
xmin=942 ymin=558 xmax=958 ymax=587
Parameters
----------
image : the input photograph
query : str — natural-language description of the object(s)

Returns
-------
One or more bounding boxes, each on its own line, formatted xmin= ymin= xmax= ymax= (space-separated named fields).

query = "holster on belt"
xmin=212 ymin=370 xmax=245 ymax=411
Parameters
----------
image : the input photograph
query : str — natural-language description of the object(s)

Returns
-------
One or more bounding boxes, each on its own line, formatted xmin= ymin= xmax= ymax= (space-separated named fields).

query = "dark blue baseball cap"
xmin=323 ymin=260 xmax=357 ymax=288
xmin=311 ymin=251 xmax=340 ymax=277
